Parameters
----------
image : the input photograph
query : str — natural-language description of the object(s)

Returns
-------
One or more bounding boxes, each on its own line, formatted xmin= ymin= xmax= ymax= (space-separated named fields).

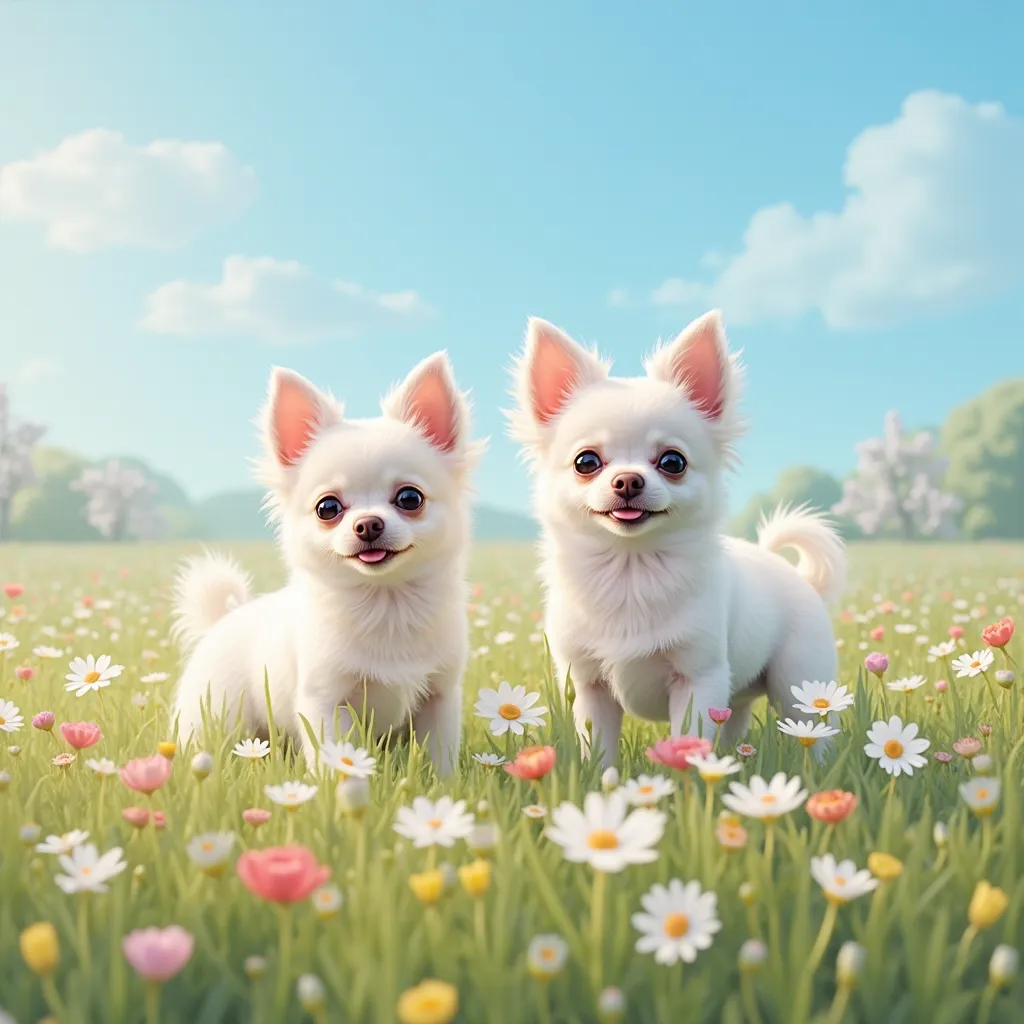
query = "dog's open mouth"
xmin=596 ymin=506 xmax=665 ymax=526
xmin=349 ymin=546 xmax=409 ymax=566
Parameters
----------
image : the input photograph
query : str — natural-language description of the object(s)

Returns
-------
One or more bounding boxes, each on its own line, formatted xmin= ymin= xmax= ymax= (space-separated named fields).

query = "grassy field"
xmin=1 ymin=540 xmax=1023 ymax=1024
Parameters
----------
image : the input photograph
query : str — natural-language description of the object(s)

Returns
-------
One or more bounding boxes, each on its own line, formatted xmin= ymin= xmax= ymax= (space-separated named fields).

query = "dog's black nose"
xmin=352 ymin=515 xmax=385 ymax=542
xmin=611 ymin=471 xmax=645 ymax=500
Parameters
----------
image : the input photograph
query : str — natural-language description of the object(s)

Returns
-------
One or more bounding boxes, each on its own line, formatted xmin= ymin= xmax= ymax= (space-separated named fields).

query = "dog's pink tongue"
xmin=610 ymin=508 xmax=645 ymax=521
xmin=357 ymin=549 xmax=389 ymax=563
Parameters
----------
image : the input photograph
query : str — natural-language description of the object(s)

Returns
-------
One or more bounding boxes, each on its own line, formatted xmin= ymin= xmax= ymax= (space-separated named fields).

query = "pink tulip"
xmin=120 ymin=755 xmax=173 ymax=794
xmin=15 ymin=666 xmax=35 ymax=682
xmin=948 ymin=625 xmax=964 ymax=639
xmin=504 ymin=745 xmax=556 ymax=781
xmin=32 ymin=711 xmax=55 ymax=732
xmin=864 ymin=652 xmax=889 ymax=678
xmin=708 ymin=707 xmax=732 ymax=724
xmin=236 ymin=845 xmax=331 ymax=904
xmin=122 ymin=807 xmax=151 ymax=829
xmin=60 ymin=721 xmax=102 ymax=750
xmin=934 ymin=679 xmax=948 ymax=693
xmin=243 ymin=808 xmax=272 ymax=829
xmin=123 ymin=925 xmax=194 ymax=983
xmin=646 ymin=735 xmax=712 ymax=771
xmin=3 ymin=583 xmax=23 ymax=599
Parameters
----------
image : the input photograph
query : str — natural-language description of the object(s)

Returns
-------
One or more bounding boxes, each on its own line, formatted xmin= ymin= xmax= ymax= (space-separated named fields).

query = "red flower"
xmin=982 ymin=617 xmax=1014 ymax=649
xmin=504 ymin=745 xmax=556 ymax=780
xmin=120 ymin=755 xmax=173 ymax=794
xmin=646 ymin=735 xmax=712 ymax=771
xmin=122 ymin=807 xmax=151 ymax=829
xmin=806 ymin=789 xmax=858 ymax=824
xmin=236 ymin=845 xmax=331 ymax=904
xmin=3 ymin=583 xmax=23 ymax=599
xmin=60 ymin=721 xmax=102 ymax=750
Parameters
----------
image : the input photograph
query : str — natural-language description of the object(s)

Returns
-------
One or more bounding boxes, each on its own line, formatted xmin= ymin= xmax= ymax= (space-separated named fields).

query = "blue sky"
xmin=1 ymin=0 xmax=1022 ymax=518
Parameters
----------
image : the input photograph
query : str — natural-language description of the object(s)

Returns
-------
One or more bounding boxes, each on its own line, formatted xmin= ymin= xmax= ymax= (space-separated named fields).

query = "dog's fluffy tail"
xmin=757 ymin=503 xmax=847 ymax=606
xmin=171 ymin=551 xmax=251 ymax=653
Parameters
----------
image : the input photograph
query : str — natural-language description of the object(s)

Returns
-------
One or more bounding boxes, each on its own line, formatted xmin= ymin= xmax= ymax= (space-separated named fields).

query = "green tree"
xmin=730 ymin=465 xmax=860 ymax=541
xmin=942 ymin=378 xmax=1024 ymax=539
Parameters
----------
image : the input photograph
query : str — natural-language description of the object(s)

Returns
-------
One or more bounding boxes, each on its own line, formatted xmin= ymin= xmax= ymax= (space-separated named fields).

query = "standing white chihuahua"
xmin=171 ymin=353 xmax=483 ymax=776
xmin=508 ymin=311 xmax=846 ymax=766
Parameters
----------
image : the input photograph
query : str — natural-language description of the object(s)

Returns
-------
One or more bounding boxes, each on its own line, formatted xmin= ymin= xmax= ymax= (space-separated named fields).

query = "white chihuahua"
xmin=171 ymin=353 xmax=483 ymax=776
xmin=509 ymin=310 xmax=846 ymax=766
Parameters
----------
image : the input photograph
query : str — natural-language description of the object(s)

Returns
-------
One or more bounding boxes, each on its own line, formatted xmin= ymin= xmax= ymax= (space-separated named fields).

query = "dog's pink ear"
xmin=384 ymin=352 xmax=466 ymax=453
xmin=263 ymin=368 xmax=340 ymax=467
xmin=517 ymin=318 xmax=607 ymax=427
xmin=647 ymin=310 xmax=732 ymax=419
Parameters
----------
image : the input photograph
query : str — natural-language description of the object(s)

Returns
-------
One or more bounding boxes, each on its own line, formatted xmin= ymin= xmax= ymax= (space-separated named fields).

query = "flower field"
xmin=1 ymin=540 xmax=1024 ymax=1024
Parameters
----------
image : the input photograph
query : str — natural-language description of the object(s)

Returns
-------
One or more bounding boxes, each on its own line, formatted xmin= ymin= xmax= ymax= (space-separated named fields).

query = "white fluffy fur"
xmin=509 ymin=310 xmax=847 ymax=766
xmin=172 ymin=352 xmax=484 ymax=777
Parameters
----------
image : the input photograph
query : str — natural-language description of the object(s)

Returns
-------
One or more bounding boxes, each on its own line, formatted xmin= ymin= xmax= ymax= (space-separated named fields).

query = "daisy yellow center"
xmin=340 ymin=757 xmax=354 ymax=766
xmin=201 ymin=841 xmax=214 ymax=852
xmin=760 ymin=795 xmax=777 ymax=805
xmin=0 ymin=717 xmax=5 ymax=726
xmin=81 ymin=867 xmax=92 ymax=876
xmin=587 ymin=829 xmax=620 ymax=850
xmin=498 ymin=703 xmax=522 ymax=720
xmin=84 ymin=671 xmax=101 ymax=684
xmin=798 ymin=736 xmax=817 ymax=749
xmin=976 ymin=788 xmax=990 ymax=801
xmin=427 ymin=818 xmax=444 ymax=829
xmin=540 ymin=947 xmax=557 ymax=961
xmin=812 ymin=698 xmax=830 ymax=709
xmin=971 ymin=660 xmax=981 ymax=669
xmin=834 ymin=875 xmax=847 ymax=886
xmin=663 ymin=913 xmax=690 ymax=938
xmin=637 ymin=785 xmax=654 ymax=795
xmin=884 ymin=740 xmax=904 ymax=758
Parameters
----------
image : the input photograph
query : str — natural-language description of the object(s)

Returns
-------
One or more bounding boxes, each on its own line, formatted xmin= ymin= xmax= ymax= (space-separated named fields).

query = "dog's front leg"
xmin=572 ymin=678 xmax=623 ymax=769
xmin=294 ymin=671 xmax=355 ymax=775
xmin=667 ymin=661 xmax=731 ymax=741
xmin=413 ymin=676 xmax=463 ymax=779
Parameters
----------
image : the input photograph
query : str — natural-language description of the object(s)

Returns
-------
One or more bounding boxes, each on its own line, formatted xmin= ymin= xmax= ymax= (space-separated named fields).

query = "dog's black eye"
xmin=573 ymin=450 xmax=603 ymax=476
xmin=657 ymin=450 xmax=687 ymax=476
xmin=394 ymin=486 xmax=424 ymax=512
xmin=315 ymin=496 xmax=344 ymax=522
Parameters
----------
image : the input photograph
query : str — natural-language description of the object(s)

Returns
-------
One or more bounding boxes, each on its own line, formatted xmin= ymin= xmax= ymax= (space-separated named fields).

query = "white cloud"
xmin=19 ymin=358 xmax=63 ymax=383
xmin=140 ymin=255 xmax=432 ymax=343
xmin=652 ymin=91 xmax=1024 ymax=329
xmin=0 ymin=129 xmax=257 ymax=251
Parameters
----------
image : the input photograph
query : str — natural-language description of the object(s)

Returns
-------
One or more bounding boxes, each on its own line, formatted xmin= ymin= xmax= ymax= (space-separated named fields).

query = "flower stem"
xmin=977 ymin=983 xmax=997 ymax=1024
xmin=763 ymin=821 xmax=775 ymax=868
xmin=274 ymin=905 xmax=293 ymax=1018
xmin=474 ymin=897 xmax=487 ymax=953
xmin=41 ymin=976 xmax=67 ymax=1018
xmin=954 ymin=925 xmax=978 ymax=977
xmin=589 ymin=869 xmax=607 ymax=993
xmin=77 ymin=894 xmax=92 ymax=976
xmin=740 ymin=975 xmax=763 ymax=1024
xmin=286 ymin=811 xmax=295 ymax=844
xmin=145 ymin=983 xmax=161 ymax=1024
xmin=824 ymin=984 xmax=852 ymax=1024
xmin=808 ymin=902 xmax=839 ymax=974
xmin=816 ymin=824 xmax=835 ymax=856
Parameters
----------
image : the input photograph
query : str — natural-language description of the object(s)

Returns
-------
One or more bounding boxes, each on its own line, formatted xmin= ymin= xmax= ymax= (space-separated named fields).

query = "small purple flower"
xmin=865 ymin=652 xmax=889 ymax=678
xmin=934 ymin=752 xmax=952 ymax=764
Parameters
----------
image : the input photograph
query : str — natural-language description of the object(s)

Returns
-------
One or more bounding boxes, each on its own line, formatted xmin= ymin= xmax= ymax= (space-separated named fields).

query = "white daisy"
xmin=319 ymin=740 xmax=376 ymax=778
xmin=33 ymin=645 xmax=64 ymax=659
xmin=140 ymin=672 xmax=169 ymax=684
xmin=953 ymin=650 xmax=995 ymax=678
xmin=929 ymin=641 xmax=957 ymax=659
xmin=886 ymin=675 xmax=927 ymax=694
xmin=632 ymin=879 xmax=722 ymax=965
xmin=523 ymin=804 xmax=547 ymax=819
xmin=0 ymin=700 xmax=23 ymax=733
xmin=688 ymin=755 xmax=742 ymax=783
xmin=36 ymin=830 xmax=90 ymax=856
xmin=894 ymin=623 xmax=918 ymax=635
xmin=393 ymin=796 xmax=475 ymax=848
xmin=474 ymin=680 xmax=547 ymax=736
xmin=960 ymin=777 xmax=1001 ymax=817
xmin=131 ymin=693 xmax=148 ymax=711
xmin=721 ymin=773 xmax=808 ymax=821
xmin=264 ymin=781 xmax=318 ymax=809
xmin=85 ymin=757 xmax=119 ymax=777
xmin=619 ymin=774 xmax=676 ymax=806
xmin=0 ymin=633 xmax=19 ymax=651
xmin=54 ymin=843 xmax=128 ymax=894
xmin=810 ymin=854 xmax=879 ymax=903
xmin=64 ymin=654 xmax=123 ymax=697
xmin=233 ymin=738 xmax=271 ymax=761
xmin=186 ymin=832 xmax=235 ymax=875
xmin=493 ymin=631 xmax=516 ymax=645
xmin=545 ymin=791 xmax=666 ymax=873
xmin=778 ymin=719 xmax=839 ymax=748
xmin=473 ymin=752 xmax=507 ymax=767
xmin=863 ymin=716 xmax=930 ymax=777
xmin=311 ymin=884 xmax=343 ymax=919
xmin=790 ymin=680 xmax=856 ymax=717
xmin=526 ymin=935 xmax=569 ymax=979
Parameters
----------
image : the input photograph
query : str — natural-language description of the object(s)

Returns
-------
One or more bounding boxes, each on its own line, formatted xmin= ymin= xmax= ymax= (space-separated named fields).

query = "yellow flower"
xmin=409 ymin=870 xmax=445 ymax=906
xmin=20 ymin=922 xmax=59 ymax=975
xmin=158 ymin=741 xmax=176 ymax=760
xmin=457 ymin=859 xmax=492 ymax=898
xmin=397 ymin=979 xmax=459 ymax=1024
xmin=867 ymin=852 xmax=904 ymax=882
xmin=969 ymin=881 xmax=1009 ymax=930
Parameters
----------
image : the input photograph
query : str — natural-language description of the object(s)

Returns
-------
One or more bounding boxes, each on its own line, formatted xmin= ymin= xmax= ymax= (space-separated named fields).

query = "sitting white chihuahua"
xmin=171 ymin=353 xmax=483 ymax=776
xmin=508 ymin=311 xmax=846 ymax=766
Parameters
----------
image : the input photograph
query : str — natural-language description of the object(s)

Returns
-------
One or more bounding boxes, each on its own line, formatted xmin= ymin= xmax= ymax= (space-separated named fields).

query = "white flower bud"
xmin=297 ymin=973 xmax=326 ymax=1011
xmin=836 ymin=941 xmax=866 ymax=988
xmin=989 ymin=945 xmax=1018 ymax=989
xmin=191 ymin=751 xmax=214 ymax=780
xmin=601 ymin=767 xmax=620 ymax=792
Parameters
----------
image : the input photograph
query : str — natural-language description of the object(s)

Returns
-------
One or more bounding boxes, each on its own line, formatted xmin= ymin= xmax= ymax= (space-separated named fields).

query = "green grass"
xmin=1 ymin=541 xmax=1023 ymax=1024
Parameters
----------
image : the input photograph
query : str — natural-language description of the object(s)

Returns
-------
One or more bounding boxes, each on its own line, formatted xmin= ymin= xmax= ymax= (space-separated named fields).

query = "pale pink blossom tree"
xmin=0 ymin=383 xmax=46 ymax=542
